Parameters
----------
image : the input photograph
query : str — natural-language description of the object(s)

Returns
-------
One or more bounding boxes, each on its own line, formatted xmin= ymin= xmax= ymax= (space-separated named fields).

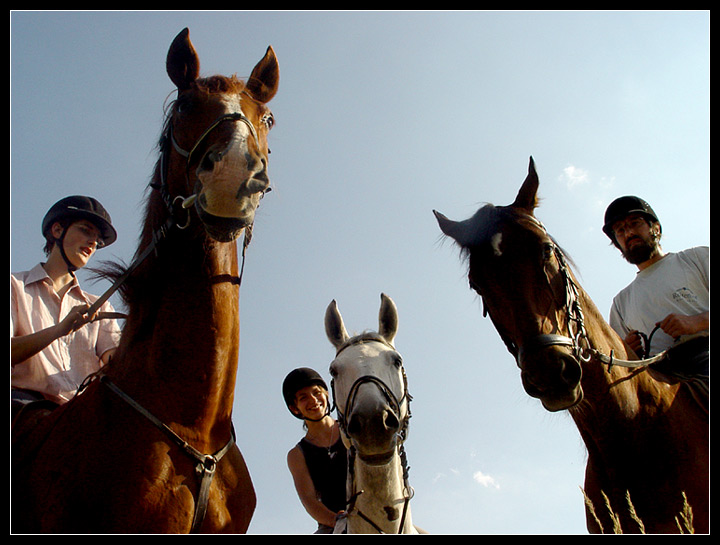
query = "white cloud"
xmin=560 ymin=165 xmax=590 ymax=189
xmin=473 ymin=470 xmax=500 ymax=489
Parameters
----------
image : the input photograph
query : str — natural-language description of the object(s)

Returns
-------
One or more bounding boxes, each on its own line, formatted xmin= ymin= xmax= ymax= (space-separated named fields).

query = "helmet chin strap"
xmin=55 ymin=228 xmax=78 ymax=278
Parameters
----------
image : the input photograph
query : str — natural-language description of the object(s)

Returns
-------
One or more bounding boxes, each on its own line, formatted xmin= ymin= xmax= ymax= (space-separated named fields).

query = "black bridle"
xmin=474 ymin=223 xmax=662 ymax=371
xmin=329 ymin=335 xmax=414 ymax=533
xmin=152 ymin=106 xmax=265 ymax=222
xmin=330 ymin=335 xmax=412 ymax=449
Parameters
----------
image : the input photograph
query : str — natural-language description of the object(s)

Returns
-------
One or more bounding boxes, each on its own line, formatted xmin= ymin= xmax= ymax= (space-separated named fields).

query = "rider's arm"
xmin=11 ymin=304 xmax=90 ymax=365
xmin=287 ymin=445 xmax=339 ymax=528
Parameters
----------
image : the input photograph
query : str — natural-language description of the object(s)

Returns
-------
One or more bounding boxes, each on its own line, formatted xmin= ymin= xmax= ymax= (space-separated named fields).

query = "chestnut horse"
xmin=325 ymin=294 xmax=419 ymax=534
xmin=434 ymin=158 xmax=708 ymax=533
xmin=12 ymin=28 xmax=279 ymax=533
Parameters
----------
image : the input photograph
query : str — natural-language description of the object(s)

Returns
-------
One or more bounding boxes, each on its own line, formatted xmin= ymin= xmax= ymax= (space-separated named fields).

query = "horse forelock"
xmin=157 ymin=74 xmax=251 ymax=144
xmin=193 ymin=74 xmax=247 ymax=95
xmin=460 ymin=204 xmax=578 ymax=268
xmin=453 ymin=204 xmax=515 ymax=258
xmin=335 ymin=331 xmax=394 ymax=357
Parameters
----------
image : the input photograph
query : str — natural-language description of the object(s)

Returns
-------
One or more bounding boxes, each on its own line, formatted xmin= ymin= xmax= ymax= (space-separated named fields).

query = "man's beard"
xmin=622 ymin=234 xmax=660 ymax=265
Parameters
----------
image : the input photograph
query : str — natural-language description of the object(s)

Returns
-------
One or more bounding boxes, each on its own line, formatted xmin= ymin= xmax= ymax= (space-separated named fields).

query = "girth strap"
xmin=97 ymin=374 xmax=235 ymax=533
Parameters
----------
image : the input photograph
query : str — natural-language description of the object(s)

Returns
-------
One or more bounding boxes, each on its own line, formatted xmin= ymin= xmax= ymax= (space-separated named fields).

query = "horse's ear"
xmin=167 ymin=28 xmax=200 ymax=91
xmin=325 ymin=300 xmax=349 ymax=349
xmin=245 ymin=46 xmax=279 ymax=104
xmin=512 ymin=156 xmax=539 ymax=213
xmin=434 ymin=210 xmax=472 ymax=248
xmin=378 ymin=293 xmax=398 ymax=345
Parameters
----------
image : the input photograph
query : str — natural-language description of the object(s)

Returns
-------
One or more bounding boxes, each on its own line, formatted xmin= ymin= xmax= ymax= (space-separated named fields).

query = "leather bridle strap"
xmin=515 ymin=244 xmax=667 ymax=370
xmin=83 ymin=216 xmax=176 ymax=320
xmin=95 ymin=373 xmax=235 ymax=533
xmin=170 ymin=112 xmax=259 ymax=164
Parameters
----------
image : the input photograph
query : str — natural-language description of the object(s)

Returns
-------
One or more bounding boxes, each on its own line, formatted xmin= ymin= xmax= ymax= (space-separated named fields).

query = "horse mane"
xmin=335 ymin=331 xmax=395 ymax=356
xmin=454 ymin=203 xmax=578 ymax=272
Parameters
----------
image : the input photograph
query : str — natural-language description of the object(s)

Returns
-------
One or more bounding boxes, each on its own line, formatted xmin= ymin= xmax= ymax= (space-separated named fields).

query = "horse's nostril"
xmin=521 ymin=373 xmax=544 ymax=399
xmin=198 ymin=146 xmax=226 ymax=172
xmin=199 ymin=154 xmax=215 ymax=173
xmin=347 ymin=415 xmax=362 ymax=437
xmin=560 ymin=356 xmax=582 ymax=387
xmin=384 ymin=410 xmax=400 ymax=431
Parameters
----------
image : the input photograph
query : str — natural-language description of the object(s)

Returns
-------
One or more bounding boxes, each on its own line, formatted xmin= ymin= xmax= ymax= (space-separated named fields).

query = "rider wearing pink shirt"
xmin=11 ymin=196 xmax=122 ymax=412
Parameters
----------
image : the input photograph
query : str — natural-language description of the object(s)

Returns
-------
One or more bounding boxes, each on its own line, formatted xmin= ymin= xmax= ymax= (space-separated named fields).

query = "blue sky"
xmin=11 ymin=11 xmax=709 ymax=534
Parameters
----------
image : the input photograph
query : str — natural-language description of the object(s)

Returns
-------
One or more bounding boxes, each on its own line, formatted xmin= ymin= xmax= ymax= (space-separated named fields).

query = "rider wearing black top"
xmin=284 ymin=368 xmax=348 ymax=533
xmin=297 ymin=436 xmax=347 ymax=514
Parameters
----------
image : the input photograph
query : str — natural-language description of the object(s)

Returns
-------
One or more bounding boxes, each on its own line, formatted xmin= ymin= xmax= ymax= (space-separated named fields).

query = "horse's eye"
xmin=542 ymin=243 xmax=554 ymax=261
xmin=391 ymin=354 xmax=403 ymax=368
xmin=175 ymin=95 xmax=194 ymax=114
xmin=262 ymin=113 xmax=274 ymax=130
xmin=329 ymin=365 xmax=338 ymax=378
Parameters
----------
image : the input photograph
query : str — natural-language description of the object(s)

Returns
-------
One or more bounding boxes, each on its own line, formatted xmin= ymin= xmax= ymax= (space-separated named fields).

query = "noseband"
xmin=169 ymin=110 xmax=260 ymax=176
xmin=333 ymin=374 xmax=412 ymax=452
xmin=330 ymin=335 xmax=412 ymax=450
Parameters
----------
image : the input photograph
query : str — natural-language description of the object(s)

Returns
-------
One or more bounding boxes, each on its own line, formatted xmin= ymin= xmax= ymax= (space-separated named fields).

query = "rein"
xmin=330 ymin=336 xmax=414 ymax=533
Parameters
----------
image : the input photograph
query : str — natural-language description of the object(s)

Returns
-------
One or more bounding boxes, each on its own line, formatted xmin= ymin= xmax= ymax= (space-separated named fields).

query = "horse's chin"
xmin=349 ymin=432 xmax=399 ymax=465
xmin=538 ymin=387 xmax=583 ymax=412
xmin=354 ymin=445 xmax=397 ymax=466
xmin=520 ymin=347 xmax=584 ymax=413
xmin=196 ymin=205 xmax=253 ymax=242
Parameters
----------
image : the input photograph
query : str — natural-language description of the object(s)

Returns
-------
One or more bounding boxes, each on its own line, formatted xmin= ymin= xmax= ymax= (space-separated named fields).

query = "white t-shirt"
xmin=609 ymin=246 xmax=709 ymax=355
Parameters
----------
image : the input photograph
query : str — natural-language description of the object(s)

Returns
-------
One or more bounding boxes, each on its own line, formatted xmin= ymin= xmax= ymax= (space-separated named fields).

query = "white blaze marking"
xmin=491 ymin=232 xmax=503 ymax=256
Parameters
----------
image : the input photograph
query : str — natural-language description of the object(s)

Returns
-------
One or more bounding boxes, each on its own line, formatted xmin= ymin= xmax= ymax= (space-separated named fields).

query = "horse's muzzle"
xmin=346 ymin=401 xmax=401 ymax=462
xmin=192 ymin=135 xmax=269 ymax=241
xmin=519 ymin=344 xmax=583 ymax=412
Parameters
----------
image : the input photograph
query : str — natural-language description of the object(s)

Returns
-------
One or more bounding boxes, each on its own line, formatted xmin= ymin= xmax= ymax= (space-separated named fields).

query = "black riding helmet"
xmin=602 ymin=196 xmax=660 ymax=246
xmin=42 ymin=196 xmax=117 ymax=247
xmin=283 ymin=367 xmax=329 ymax=420
xmin=42 ymin=196 xmax=117 ymax=274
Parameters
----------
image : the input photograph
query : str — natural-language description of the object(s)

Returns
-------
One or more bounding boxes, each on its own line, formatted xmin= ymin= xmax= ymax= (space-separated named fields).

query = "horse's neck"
xmin=349 ymin=452 xmax=413 ymax=534
xmin=571 ymin=290 xmax=674 ymax=431
xmin=112 ymin=228 xmax=241 ymax=436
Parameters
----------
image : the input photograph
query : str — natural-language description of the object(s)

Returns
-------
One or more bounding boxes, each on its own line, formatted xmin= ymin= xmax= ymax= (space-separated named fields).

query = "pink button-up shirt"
xmin=11 ymin=263 xmax=122 ymax=404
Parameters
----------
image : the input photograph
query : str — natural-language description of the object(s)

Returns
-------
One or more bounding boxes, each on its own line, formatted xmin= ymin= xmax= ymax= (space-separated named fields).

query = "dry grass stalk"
xmin=580 ymin=488 xmax=694 ymax=534
xmin=674 ymin=491 xmax=695 ymax=534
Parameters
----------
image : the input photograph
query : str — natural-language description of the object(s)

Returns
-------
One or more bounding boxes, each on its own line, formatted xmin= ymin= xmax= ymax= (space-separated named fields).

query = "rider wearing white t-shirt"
xmin=603 ymin=196 xmax=708 ymax=377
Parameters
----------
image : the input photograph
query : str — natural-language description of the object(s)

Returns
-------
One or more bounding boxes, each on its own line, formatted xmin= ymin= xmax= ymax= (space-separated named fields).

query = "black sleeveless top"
xmin=298 ymin=436 xmax=348 ymax=513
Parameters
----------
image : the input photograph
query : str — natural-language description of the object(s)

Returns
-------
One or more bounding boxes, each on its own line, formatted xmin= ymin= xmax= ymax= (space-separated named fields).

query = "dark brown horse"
xmin=434 ymin=158 xmax=708 ymax=533
xmin=12 ymin=28 xmax=279 ymax=533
